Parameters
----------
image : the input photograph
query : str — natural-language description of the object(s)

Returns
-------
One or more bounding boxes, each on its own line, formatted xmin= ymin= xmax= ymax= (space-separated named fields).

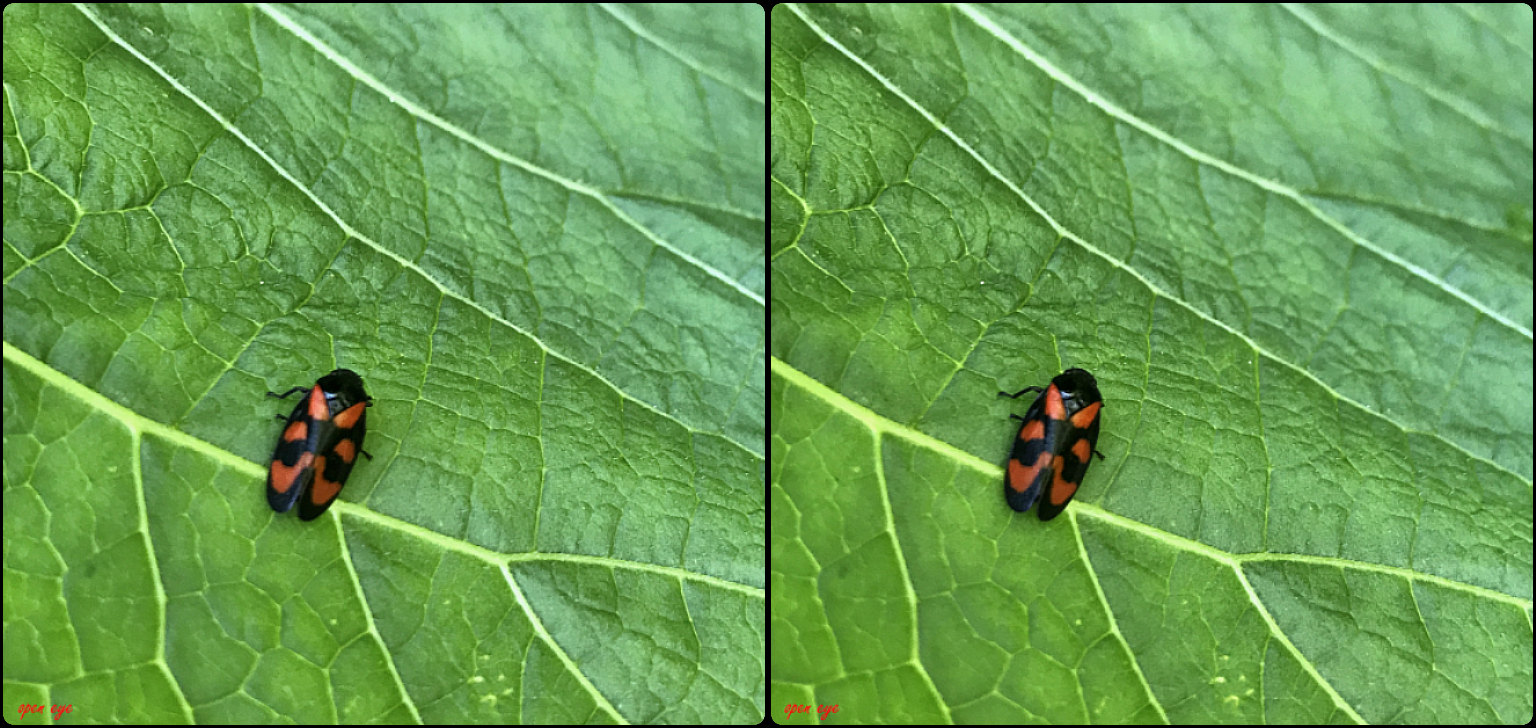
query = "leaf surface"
xmin=5 ymin=4 xmax=764 ymax=723
xmin=771 ymin=4 xmax=1530 ymax=724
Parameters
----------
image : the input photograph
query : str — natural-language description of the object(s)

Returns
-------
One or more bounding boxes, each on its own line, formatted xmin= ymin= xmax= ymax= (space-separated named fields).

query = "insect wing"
xmin=296 ymin=395 xmax=369 ymax=521
xmin=267 ymin=384 xmax=326 ymax=514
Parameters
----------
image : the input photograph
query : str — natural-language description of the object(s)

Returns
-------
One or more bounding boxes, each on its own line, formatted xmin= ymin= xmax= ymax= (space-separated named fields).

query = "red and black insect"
xmin=266 ymin=368 xmax=372 ymax=521
xmin=998 ymin=367 xmax=1104 ymax=520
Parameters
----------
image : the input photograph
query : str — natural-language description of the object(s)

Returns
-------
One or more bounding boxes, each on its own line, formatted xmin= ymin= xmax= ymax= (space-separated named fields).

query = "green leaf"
xmin=5 ymin=4 xmax=763 ymax=723
xmin=772 ymin=4 xmax=1530 ymax=724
